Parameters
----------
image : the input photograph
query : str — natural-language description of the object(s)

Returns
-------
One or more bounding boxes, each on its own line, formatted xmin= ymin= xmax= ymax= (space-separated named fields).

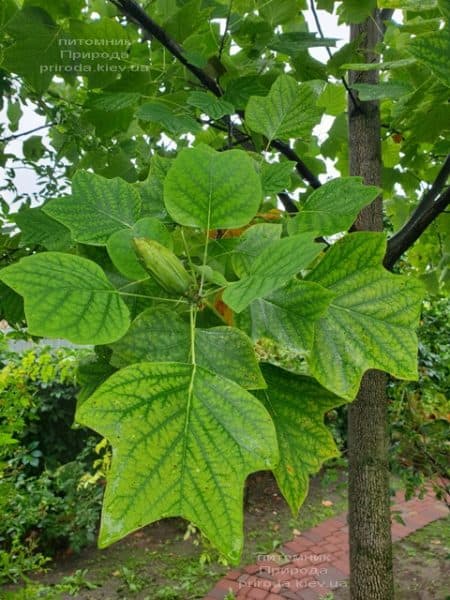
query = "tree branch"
xmin=271 ymin=140 xmax=321 ymax=189
xmin=109 ymin=0 xmax=223 ymax=96
xmin=384 ymin=154 xmax=450 ymax=269
xmin=0 ymin=122 xmax=55 ymax=144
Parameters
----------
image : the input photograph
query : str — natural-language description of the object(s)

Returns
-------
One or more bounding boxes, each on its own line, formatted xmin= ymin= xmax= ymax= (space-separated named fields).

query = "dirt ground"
xmin=2 ymin=471 xmax=449 ymax=599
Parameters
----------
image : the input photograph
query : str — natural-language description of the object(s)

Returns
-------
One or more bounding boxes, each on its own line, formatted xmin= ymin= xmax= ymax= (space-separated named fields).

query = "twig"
xmin=218 ymin=0 xmax=233 ymax=62
xmin=109 ymin=0 xmax=222 ymax=96
xmin=309 ymin=0 xmax=359 ymax=110
xmin=0 ymin=122 xmax=55 ymax=144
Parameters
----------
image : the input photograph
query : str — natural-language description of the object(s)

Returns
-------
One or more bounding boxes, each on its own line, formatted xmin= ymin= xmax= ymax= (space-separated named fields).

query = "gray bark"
xmin=347 ymin=11 xmax=395 ymax=600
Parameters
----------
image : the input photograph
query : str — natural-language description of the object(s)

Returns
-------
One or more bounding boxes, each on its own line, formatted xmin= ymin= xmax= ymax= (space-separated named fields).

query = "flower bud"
xmin=132 ymin=238 xmax=193 ymax=295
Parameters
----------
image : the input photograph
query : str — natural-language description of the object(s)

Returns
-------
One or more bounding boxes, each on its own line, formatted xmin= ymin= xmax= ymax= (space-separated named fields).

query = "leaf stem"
xmin=118 ymin=291 xmax=188 ymax=304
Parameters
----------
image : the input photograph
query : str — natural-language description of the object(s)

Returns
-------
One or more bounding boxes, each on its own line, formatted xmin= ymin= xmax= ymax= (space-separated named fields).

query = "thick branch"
xmin=109 ymin=0 xmax=222 ymax=96
xmin=384 ymin=154 xmax=450 ymax=268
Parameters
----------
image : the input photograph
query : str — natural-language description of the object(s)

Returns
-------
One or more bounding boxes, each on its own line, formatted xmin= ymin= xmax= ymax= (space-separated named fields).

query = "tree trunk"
xmin=347 ymin=11 xmax=395 ymax=600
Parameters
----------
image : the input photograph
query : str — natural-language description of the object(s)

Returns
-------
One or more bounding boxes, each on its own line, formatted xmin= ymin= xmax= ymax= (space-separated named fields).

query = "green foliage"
xmin=0 ymin=345 xmax=103 ymax=583
xmin=0 ymin=0 xmax=443 ymax=565
xmin=389 ymin=297 xmax=450 ymax=501
xmin=245 ymin=75 xmax=323 ymax=142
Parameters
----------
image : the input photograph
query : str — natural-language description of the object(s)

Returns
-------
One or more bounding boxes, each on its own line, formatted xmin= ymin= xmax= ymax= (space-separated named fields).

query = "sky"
xmin=0 ymin=7 xmax=348 ymax=206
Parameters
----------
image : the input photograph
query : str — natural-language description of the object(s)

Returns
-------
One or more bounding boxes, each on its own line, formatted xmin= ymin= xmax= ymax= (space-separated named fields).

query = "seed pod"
xmin=132 ymin=237 xmax=192 ymax=295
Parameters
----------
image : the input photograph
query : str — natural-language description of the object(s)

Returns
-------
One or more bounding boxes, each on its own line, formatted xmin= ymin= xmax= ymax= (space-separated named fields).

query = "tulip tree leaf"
xmin=164 ymin=146 xmax=262 ymax=229
xmin=14 ymin=207 xmax=72 ymax=251
xmin=223 ymin=234 xmax=323 ymax=313
xmin=187 ymin=91 xmax=235 ymax=119
xmin=288 ymin=177 xmax=380 ymax=236
xmin=107 ymin=217 xmax=172 ymax=280
xmin=110 ymin=307 xmax=266 ymax=390
xmin=76 ymin=362 xmax=278 ymax=562
xmin=250 ymin=280 xmax=335 ymax=352
xmin=232 ymin=223 xmax=283 ymax=278
xmin=245 ymin=75 xmax=323 ymax=142
xmin=258 ymin=364 xmax=342 ymax=514
xmin=44 ymin=171 xmax=142 ymax=245
xmin=0 ymin=253 xmax=130 ymax=345
xmin=407 ymin=29 xmax=450 ymax=87
xmin=261 ymin=161 xmax=296 ymax=195
xmin=307 ymin=233 xmax=424 ymax=400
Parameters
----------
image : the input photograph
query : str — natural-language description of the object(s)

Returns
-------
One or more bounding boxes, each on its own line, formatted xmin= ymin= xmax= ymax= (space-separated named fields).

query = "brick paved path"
xmin=204 ymin=489 xmax=448 ymax=600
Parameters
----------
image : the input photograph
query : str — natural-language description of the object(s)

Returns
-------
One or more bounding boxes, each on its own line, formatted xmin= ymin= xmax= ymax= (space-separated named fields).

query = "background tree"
xmin=0 ymin=1 xmax=448 ymax=599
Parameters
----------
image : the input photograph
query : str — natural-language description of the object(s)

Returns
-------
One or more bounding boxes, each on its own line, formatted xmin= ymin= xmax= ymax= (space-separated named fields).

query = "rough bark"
xmin=347 ymin=11 xmax=395 ymax=600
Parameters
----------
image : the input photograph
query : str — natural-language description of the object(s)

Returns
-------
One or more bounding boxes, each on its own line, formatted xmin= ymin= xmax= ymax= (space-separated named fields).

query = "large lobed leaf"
xmin=76 ymin=362 xmax=278 ymax=562
xmin=307 ymin=233 xmax=425 ymax=399
xmin=44 ymin=171 xmax=142 ymax=245
xmin=259 ymin=364 xmax=342 ymax=514
xmin=245 ymin=74 xmax=323 ymax=142
xmin=0 ymin=253 xmax=130 ymax=344
xmin=288 ymin=177 xmax=380 ymax=236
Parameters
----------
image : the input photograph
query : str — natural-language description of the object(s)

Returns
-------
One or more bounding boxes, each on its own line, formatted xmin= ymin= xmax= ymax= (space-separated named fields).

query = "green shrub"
xmin=388 ymin=296 xmax=450 ymax=501
xmin=0 ymin=341 xmax=104 ymax=582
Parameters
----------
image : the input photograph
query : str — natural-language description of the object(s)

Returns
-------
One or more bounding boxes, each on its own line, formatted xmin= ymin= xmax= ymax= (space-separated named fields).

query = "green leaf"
xmin=232 ymin=223 xmax=282 ymax=278
xmin=22 ymin=135 xmax=45 ymax=161
xmin=342 ymin=58 xmax=417 ymax=71
xmin=259 ymin=0 xmax=300 ymax=25
xmin=223 ymin=76 xmax=269 ymax=110
xmin=14 ymin=207 xmax=71 ymax=251
xmin=352 ymin=82 xmax=413 ymax=100
xmin=378 ymin=0 xmax=437 ymax=9
xmin=268 ymin=32 xmax=336 ymax=56
xmin=43 ymin=171 xmax=142 ymax=245
xmin=76 ymin=362 xmax=278 ymax=562
xmin=245 ymin=75 xmax=323 ymax=142
xmin=136 ymin=101 xmax=201 ymax=135
xmin=288 ymin=177 xmax=380 ymax=237
xmin=317 ymin=83 xmax=347 ymax=116
xmin=0 ymin=253 xmax=130 ymax=345
xmin=164 ymin=146 xmax=262 ymax=229
xmin=223 ymin=234 xmax=324 ymax=313
xmin=408 ymin=29 xmax=450 ymax=87
xmin=250 ymin=280 xmax=335 ymax=352
xmin=307 ymin=233 xmax=425 ymax=400
xmin=138 ymin=155 xmax=172 ymax=221
xmin=258 ymin=364 xmax=342 ymax=514
xmin=77 ymin=353 xmax=116 ymax=404
xmin=2 ymin=8 xmax=61 ymax=92
xmin=85 ymin=92 xmax=141 ymax=111
xmin=337 ymin=0 xmax=376 ymax=24
xmin=187 ymin=91 xmax=235 ymax=119
xmin=110 ymin=307 xmax=266 ymax=390
xmin=107 ymin=217 xmax=172 ymax=280
xmin=261 ymin=161 xmax=296 ymax=195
